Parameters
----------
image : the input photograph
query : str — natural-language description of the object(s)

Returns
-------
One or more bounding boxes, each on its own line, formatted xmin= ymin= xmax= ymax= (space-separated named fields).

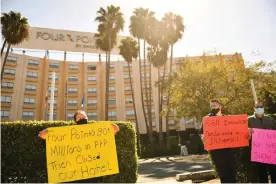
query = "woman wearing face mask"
xmin=38 ymin=110 xmax=119 ymax=139
xmin=248 ymin=101 xmax=276 ymax=183
xmin=199 ymin=99 xmax=237 ymax=183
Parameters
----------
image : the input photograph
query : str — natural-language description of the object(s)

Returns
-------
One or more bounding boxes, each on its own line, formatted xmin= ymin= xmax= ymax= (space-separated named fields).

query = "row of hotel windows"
xmin=1 ymin=82 xmax=133 ymax=93
xmin=3 ymin=68 xmax=133 ymax=81
xmin=1 ymin=96 xmax=133 ymax=105
xmin=1 ymin=110 xmax=136 ymax=119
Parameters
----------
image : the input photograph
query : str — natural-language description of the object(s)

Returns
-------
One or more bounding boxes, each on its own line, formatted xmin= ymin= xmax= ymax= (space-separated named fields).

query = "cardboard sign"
xmin=203 ymin=114 xmax=249 ymax=150
xmin=251 ymin=128 xmax=276 ymax=165
xmin=46 ymin=122 xmax=119 ymax=183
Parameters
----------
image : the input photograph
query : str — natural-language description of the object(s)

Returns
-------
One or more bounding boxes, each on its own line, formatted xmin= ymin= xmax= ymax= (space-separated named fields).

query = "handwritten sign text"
xmin=46 ymin=122 xmax=119 ymax=183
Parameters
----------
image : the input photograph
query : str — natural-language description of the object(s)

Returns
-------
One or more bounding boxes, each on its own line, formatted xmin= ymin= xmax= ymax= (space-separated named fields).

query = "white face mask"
xmin=255 ymin=108 xmax=264 ymax=115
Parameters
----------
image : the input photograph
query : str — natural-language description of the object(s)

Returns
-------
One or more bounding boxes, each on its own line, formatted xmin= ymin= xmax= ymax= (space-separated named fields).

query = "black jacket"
xmin=248 ymin=113 xmax=276 ymax=130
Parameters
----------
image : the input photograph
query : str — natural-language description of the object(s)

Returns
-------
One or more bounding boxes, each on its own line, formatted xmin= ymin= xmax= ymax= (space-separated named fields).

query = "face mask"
xmin=210 ymin=108 xmax=220 ymax=116
xmin=76 ymin=119 xmax=88 ymax=125
xmin=255 ymin=108 xmax=264 ymax=115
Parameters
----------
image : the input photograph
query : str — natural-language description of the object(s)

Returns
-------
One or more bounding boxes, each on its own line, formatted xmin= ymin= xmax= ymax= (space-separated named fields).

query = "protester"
xmin=248 ymin=101 xmax=276 ymax=183
xmin=199 ymin=99 xmax=237 ymax=183
xmin=38 ymin=110 xmax=119 ymax=139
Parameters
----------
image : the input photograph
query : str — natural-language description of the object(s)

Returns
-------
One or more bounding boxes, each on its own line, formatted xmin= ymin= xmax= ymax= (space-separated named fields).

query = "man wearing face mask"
xmin=199 ymin=99 xmax=237 ymax=183
xmin=38 ymin=110 xmax=119 ymax=139
xmin=248 ymin=101 xmax=276 ymax=183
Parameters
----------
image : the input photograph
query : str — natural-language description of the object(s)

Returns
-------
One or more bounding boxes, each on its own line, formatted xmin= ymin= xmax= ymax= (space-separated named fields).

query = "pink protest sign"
xmin=251 ymin=128 xmax=276 ymax=165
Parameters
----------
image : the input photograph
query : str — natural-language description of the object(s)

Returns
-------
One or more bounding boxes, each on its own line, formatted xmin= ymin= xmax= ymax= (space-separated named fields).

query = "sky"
xmin=1 ymin=0 xmax=276 ymax=62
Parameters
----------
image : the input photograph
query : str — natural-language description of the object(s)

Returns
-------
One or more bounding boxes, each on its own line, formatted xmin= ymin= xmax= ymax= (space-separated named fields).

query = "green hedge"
xmin=1 ymin=121 xmax=138 ymax=183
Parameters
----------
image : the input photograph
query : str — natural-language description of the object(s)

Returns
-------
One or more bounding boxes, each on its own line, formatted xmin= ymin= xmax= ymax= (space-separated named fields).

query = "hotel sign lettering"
xmin=12 ymin=27 xmax=121 ymax=54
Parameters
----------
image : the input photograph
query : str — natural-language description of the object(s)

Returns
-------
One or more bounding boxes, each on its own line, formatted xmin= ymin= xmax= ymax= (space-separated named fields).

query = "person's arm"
xmin=270 ymin=116 xmax=276 ymax=130
xmin=38 ymin=129 xmax=48 ymax=140
xmin=111 ymin=123 xmax=120 ymax=134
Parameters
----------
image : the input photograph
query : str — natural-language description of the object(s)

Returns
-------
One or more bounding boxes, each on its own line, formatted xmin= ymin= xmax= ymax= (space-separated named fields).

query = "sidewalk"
xmin=138 ymin=154 xmax=212 ymax=183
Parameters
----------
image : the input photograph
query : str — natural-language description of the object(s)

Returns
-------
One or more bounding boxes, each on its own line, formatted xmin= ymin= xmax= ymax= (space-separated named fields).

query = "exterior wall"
xmin=1 ymin=52 xmax=243 ymax=134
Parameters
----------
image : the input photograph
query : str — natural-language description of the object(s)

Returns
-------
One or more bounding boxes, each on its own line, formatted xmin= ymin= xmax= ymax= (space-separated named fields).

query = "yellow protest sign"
xmin=46 ymin=122 xmax=119 ymax=183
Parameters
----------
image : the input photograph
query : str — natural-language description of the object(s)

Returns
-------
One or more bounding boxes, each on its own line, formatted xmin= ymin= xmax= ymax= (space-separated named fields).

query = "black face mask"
xmin=210 ymin=108 xmax=220 ymax=116
xmin=76 ymin=119 xmax=88 ymax=125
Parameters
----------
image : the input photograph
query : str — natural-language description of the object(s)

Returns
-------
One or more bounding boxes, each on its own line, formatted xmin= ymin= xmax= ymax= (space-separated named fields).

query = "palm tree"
xmin=162 ymin=12 xmax=184 ymax=149
xmin=95 ymin=5 xmax=124 ymax=120
xmin=129 ymin=8 xmax=155 ymax=146
xmin=147 ymin=19 xmax=169 ymax=148
xmin=119 ymin=36 xmax=141 ymax=154
xmin=1 ymin=11 xmax=30 ymax=80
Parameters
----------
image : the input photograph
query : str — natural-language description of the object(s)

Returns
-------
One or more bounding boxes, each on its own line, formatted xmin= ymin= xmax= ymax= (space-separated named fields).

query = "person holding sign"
xmin=38 ymin=110 xmax=120 ymax=139
xmin=199 ymin=99 xmax=237 ymax=183
xmin=248 ymin=101 xmax=276 ymax=183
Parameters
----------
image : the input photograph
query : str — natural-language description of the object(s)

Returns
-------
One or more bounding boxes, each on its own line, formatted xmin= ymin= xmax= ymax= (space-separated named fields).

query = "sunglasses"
xmin=255 ymin=106 xmax=263 ymax=108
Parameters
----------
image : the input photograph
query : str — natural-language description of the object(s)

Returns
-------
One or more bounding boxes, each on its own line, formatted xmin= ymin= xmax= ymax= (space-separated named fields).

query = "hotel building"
xmin=1 ymin=52 xmax=243 ymax=134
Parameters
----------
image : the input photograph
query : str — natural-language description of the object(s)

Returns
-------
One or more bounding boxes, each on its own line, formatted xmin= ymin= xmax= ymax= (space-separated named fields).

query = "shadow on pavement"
xmin=139 ymin=160 xmax=212 ymax=180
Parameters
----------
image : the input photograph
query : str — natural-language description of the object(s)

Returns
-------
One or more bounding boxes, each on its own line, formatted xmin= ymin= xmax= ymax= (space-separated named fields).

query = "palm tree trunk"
xmin=128 ymin=62 xmax=141 ymax=155
xmin=159 ymin=64 xmax=166 ymax=148
xmin=143 ymin=40 xmax=153 ymax=148
xmin=138 ymin=39 xmax=149 ymax=134
xmin=165 ymin=44 xmax=174 ymax=150
xmin=105 ymin=29 xmax=111 ymax=120
xmin=158 ymin=68 xmax=163 ymax=148
xmin=1 ymin=39 xmax=7 ymax=56
xmin=1 ymin=44 xmax=11 ymax=80
xmin=148 ymin=61 xmax=153 ymax=141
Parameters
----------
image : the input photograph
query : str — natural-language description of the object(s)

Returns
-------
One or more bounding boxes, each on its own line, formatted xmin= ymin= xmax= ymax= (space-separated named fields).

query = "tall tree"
xmin=1 ymin=11 xmax=30 ymax=80
xmin=119 ymin=36 xmax=141 ymax=153
xmin=129 ymin=8 xmax=155 ymax=145
xmin=95 ymin=5 xmax=124 ymax=120
xmin=162 ymin=13 xmax=184 ymax=149
xmin=147 ymin=19 xmax=169 ymax=148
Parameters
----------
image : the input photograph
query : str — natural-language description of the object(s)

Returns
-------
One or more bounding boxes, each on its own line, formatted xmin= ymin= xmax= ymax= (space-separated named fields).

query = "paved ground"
xmin=138 ymin=154 xmax=212 ymax=183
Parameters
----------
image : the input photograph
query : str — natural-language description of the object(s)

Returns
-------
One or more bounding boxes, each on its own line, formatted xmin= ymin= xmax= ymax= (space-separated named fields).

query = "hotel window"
xmin=126 ymin=110 xmax=135 ymax=116
xmin=28 ymin=59 xmax=39 ymax=66
xmin=152 ymin=121 xmax=156 ymax=126
xmin=124 ymin=63 xmax=131 ymax=68
xmin=108 ymin=99 xmax=116 ymax=105
xmin=48 ymin=87 xmax=58 ymax=92
xmin=22 ymin=111 xmax=34 ymax=118
xmin=68 ymin=100 xmax=78 ymax=106
xmin=87 ymin=65 xmax=96 ymax=70
xmin=109 ymin=75 xmax=115 ymax=80
xmin=47 ymin=99 xmax=57 ymax=106
xmin=110 ymin=64 xmax=115 ymax=68
xmin=25 ymin=84 xmax=36 ymax=91
xmin=7 ymin=56 xmax=17 ymax=63
xmin=124 ymin=86 xmax=131 ymax=91
xmin=143 ymin=73 xmax=150 ymax=78
xmin=27 ymin=71 xmax=38 ymax=78
xmin=163 ymin=96 xmax=168 ymax=100
xmin=67 ymin=113 xmax=74 ymax=120
xmin=88 ymin=76 xmax=96 ymax=81
xmin=68 ymin=88 xmax=78 ymax=94
xmin=169 ymin=120 xmax=175 ymax=125
xmin=4 ymin=68 xmax=16 ymax=75
xmin=1 ymin=82 xmax=14 ymax=89
xmin=124 ymin=74 xmax=132 ymax=79
xmin=46 ymin=113 xmax=57 ymax=120
xmin=24 ymin=98 xmax=36 ymax=104
xmin=68 ymin=76 xmax=78 ymax=82
xmin=145 ymin=109 xmax=155 ymax=114
xmin=108 ymin=111 xmax=116 ymax=117
xmin=109 ymin=87 xmax=115 ymax=92
xmin=88 ymin=88 xmax=97 ymax=93
xmin=1 ymin=96 xmax=11 ymax=103
xmin=1 ymin=110 xmax=9 ymax=118
xmin=87 ymin=100 xmax=97 ymax=106
xmin=48 ymin=74 xmax=59 ymax=80
xmin=49 ymin=62 xmax=59 ymax=69
xmin=126 ymin=97 xmax=133 ymax=104
xmin=69 ymin=65 xmax=79 ymax=70
xmin=87 ymin=112 xmax=97 ymax=119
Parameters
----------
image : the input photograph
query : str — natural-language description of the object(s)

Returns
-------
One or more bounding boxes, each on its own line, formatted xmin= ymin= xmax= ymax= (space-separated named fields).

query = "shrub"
xmin=1 ymin=121 xmax=138 ymax=183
